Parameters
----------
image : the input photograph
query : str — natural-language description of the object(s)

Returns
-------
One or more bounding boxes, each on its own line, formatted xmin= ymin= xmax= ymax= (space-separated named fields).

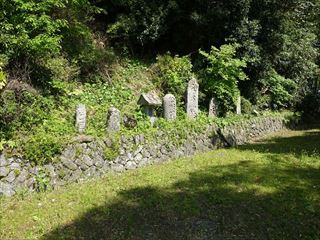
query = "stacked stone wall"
xmin=0 ymin=116 xmax=291 ymax=196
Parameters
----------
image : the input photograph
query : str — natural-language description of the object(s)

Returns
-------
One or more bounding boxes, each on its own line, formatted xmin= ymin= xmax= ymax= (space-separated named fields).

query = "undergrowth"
xmin=0 ymin=58 xmax=297 ymax=166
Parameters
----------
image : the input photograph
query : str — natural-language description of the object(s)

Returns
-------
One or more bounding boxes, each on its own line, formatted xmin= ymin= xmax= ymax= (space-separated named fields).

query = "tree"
xmin=199 ymin=44 xmax=247 ymax=115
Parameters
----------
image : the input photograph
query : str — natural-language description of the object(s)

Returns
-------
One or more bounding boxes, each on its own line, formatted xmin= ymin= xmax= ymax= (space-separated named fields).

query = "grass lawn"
xmin=0 ymin=129 xmax=319 ymax=240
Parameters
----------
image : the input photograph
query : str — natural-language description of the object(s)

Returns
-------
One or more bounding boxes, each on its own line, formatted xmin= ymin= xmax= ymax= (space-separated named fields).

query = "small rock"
xmin=126 ymin=161 xmax=137 ymax=170
xmin=44 ymin=165 xmax=56 ymax=178
xmin=139 ymin=135 xmax=145 ymax=144
xmin=61 ymin=157 xmax=78 ymax=171
xmin=134 ymin=146 xmax=143 ymax=157
xmin=10 ymin=162 xmax=21 ymax=170
xmin=0 ymin=182 xmax=15 ymax=197
xmin=61 ymin=147 xmax=76 ymax=159
xmin=69 ymin=170 xmax=83 ymax=182
xmin=0 ymin=167 xmax=9 ymax=177
xmin=123 ymin=114 xmax=137 ymax=129
xmin=134 ymin=135 xmax=140 ymax=145
xmin=104 ymin=138 xmax=113 ymax=148
xmin=0 ymin=155 xmax=7 ymax=167
xmin=135 ymin=153 xmax=143 ymax=162
xmin=82 ymin=155 xmax=93 ymax=167
xmin=119 ymin=148 xmax=125 ymax=155
xmin=127 ymin=153 xmax=133 ymax=161
xmin=111 ymin=164 xmax=125 ymax=173
xmin=7 ymin=158 xmax=14 ymax=164
xmin=72 ymin=135 xmax=94 ymax=143
xmin=138 ymin=158 xmax=149 ymax=167
xmin=141 ymin=149 xmax=151 ymax=158
xmin=16 ymin=169 xmax=28 ymax=183
xmin=4 ymin=171 xmax=16 ymax=183
xmin=75 ymin=159 xmax=89 ymax=171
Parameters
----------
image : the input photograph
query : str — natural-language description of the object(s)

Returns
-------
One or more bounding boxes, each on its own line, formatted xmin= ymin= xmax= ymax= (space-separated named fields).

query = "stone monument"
xmin=107 ymin=107 xmax=121 ymax=132
xmin=163 ymin=94 xmax=177 ymax=121
xmin=186 ymin=78 xmax=199 ymax=119
xmin=76 ymin=104 xmax=86 ymax=133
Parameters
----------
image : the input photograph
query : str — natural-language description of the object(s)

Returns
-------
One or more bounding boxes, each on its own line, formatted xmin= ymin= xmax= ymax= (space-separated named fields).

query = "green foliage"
xmin=0 ymin=57 xmax=7 ymax=90
xmin=151 ymin=54 xmax=193 ymax=99
xmin=44 ymin=57 xmax=80 ymax=95
xmin=0 ymin=90 xmax=57 ymax=138
xmin=0 ymin=140 xmax=16 ymax=152
xmin=23 ymin=130 xmax=63 ymax=166
xmin=260 ymin=69 xmax=297 ymax=109
xmin=35 ymin=167 xmax=51 ymax=192
xmin=199 ymin=44 xmax=247 ymax=115
xmin=106 ymin=1 xmax=176 ymax=47
xmin=0 ymin=0 xmax=103 ymax=86
xmin=0 ymin=0 xmax=67 ymax=60
xmin=103 ymin=144 xmax=120 ymax=161
xmin=0 ymin=72 xmax=5 ymax=90
xmin=241 ymin=97 xmax=253 ymax=114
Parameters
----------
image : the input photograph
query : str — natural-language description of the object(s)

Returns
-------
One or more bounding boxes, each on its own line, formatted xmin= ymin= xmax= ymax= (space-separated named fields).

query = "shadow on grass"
xmin=42 ymin=159 xmax=320 ymax=239
xmin=238 ymin=130 xmax=320 ymax=156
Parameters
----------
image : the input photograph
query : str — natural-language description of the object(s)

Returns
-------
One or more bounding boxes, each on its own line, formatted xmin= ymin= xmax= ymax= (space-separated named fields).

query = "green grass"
xmin=0 ymin=129 xmax=319 ymax=239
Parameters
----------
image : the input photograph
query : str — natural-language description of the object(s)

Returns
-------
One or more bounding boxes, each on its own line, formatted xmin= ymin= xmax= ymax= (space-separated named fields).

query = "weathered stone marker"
xmin=208 ymin=97 xmax=218 ymax=117
xmin=186 ymin=78 xmax=199 ymax=119
xmin=76 ymin=104 xmax=86 ymax=133
xmin=236 ymin=96 xmax=241 ymax=115
xmin=163 ymin=94 xmax=177 ymax=121
xmin=107 ymin=107 xmax=121 ymax=132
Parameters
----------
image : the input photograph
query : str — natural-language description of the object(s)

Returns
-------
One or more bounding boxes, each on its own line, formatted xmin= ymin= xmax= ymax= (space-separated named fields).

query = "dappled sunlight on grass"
xmin=239 ymin=129 xmax=320 ymax=157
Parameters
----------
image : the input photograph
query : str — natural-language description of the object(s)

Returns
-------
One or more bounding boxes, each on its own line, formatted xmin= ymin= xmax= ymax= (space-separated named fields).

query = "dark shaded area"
xmin=238 ymin=130 xmax=320 ymax=157
xmin=42 ymin=131 xmax=320 ymax=240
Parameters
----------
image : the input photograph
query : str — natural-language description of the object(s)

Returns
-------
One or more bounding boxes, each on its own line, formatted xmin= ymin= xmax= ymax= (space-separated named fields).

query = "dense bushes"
xmin=151 ymin=54 xmax=193 ymax=100
xmin=0 ymin=0 xmax=319 ymax=166
xmin=259 ymin=69 xmax=297 ymax=110
xmin=0 ymin=0 xmax=106 ymax=87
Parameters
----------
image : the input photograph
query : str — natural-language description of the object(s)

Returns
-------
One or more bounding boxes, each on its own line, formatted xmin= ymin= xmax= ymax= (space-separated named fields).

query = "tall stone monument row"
xmin=75 ymin=78 xmax=221 ymax=130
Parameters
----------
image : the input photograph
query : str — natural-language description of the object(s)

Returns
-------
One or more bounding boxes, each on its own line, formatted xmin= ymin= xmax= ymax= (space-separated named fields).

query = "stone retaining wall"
xmin=0 ymin=116 xmax=291 ymax=197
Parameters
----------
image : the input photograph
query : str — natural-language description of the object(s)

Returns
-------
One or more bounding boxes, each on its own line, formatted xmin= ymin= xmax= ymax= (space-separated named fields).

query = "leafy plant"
xmin=241 ymin=97 xmax=253 ymax=114
xmin=199 ymin=44 xmax=247 ymax=115
xmin=35 ymin=168 xmax=51 ymax=192
xmin=0 ymin=140 xmax=16 ymax=152
xmin=151 ymin=54 xmax=193 ymax=99
xmin=260 ymin=69 xmax=297 ymax=109
xmin=0 ymin=72 xmax=6 ymax=90
xmin=23 ymin=131 xmax=63 ymax=165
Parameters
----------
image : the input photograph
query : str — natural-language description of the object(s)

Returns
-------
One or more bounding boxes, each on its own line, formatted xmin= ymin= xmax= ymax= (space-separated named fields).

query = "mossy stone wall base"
xmin=0 ymin=116 xmax=291 ymax=197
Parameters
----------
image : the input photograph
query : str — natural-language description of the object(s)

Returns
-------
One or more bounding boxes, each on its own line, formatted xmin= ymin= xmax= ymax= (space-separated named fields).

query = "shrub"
xmin=199 ymin=44 xmax=247 ymax=115
xmin=0 ymin=0 xmax=101 ymax=86
xmin=151 ymin=54 xmax=193 ymax=100
xmin=260 ymin=69 xmax=297 ymax=110
xmin=0 ymin=56 xmax=7 ymax=90
xmin=44 ymin=57 xmax=80 ymax=95
xmin=0 ymin=90 xmax=55 ymax=139
xmin=23 ymin=131 xmax=63 ymax=165
xmin=241 ymin=97 xmax=253 ymax=114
